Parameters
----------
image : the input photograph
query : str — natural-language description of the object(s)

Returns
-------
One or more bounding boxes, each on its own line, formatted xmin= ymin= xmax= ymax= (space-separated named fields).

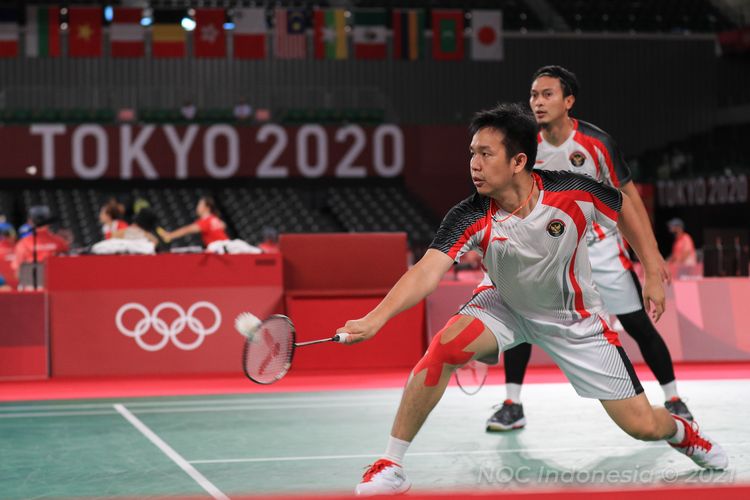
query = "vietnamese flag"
xmin=194 ymin=8 xmax=226 ymax=58
xmin=68 ymin=6 xmax=102 ymax=57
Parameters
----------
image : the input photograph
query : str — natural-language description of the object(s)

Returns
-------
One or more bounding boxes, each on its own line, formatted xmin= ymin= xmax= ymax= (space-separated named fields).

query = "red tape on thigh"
xmin=413 ymin=316 xmax=485 ymax=386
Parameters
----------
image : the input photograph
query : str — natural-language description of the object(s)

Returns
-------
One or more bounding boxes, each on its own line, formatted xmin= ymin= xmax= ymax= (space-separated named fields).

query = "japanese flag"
xmin=471 ymin=10 xmax=503 ymax=61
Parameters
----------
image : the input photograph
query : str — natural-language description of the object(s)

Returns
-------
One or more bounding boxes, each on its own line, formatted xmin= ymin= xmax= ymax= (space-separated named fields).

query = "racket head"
xmin=242 ymin=314 xmax=296 ymax=384
xmin=455 ymin=359 xmax=489 ymax=395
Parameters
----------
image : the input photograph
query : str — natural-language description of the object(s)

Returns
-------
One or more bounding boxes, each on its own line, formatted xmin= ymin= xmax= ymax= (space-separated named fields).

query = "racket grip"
xmin=333 ymin=332 xmax=350 ymax=343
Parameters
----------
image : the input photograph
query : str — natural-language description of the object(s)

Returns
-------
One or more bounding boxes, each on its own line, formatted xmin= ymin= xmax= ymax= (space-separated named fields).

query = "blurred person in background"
xmin=99 ymin=198 xmax=128 ymax=240
xmin=12 ymin=206 xmax=69 ymax=278
xmin=180 ymin=99 xmax=197 ymax=121
xmin=112 ymin=207 xmax=161 ymax=248
xmin=257 ymin=226 xmax=279 ymax=253
xmin=0 ymin=218 xmax=16 ymax=289
xmin=667 ymin=218 xmax=697 ymax=266
xmin=234 ymin=97 xmax=253 ymax=121
xmin=159 ymin=196 xmax=228 ymax=248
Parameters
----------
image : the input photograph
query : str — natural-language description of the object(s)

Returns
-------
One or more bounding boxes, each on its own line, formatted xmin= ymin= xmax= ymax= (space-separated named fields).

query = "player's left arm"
xmin=620 ymin=181 xmax=670 ymax=284
xmin=617 ymin=192 xmax=665 ymax=322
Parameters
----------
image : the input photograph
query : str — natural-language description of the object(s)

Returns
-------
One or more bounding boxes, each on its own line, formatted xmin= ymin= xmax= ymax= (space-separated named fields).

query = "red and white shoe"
xmin=669 ymin=415 xmax=728 ymax=470
xmin=355 ymin=458 xmax=411 ymax=496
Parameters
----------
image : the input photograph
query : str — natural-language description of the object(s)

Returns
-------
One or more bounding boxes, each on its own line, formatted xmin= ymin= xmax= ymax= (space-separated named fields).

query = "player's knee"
xmin=412 ymin=316 xmax=485 ymax=386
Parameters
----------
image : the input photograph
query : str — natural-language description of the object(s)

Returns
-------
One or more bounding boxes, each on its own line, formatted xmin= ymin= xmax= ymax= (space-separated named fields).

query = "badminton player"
xmin=160 ymin=196 xmax=228 ymax=247
xmin=338 ymin=103 xmax=727 ymax=495
xmin=487 ymin=66 xmax=693 ymax=432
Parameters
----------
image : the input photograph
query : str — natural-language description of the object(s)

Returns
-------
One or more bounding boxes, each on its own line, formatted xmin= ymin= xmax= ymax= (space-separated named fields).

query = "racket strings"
xmin=244 ymin=318 xmax=294 ymax=384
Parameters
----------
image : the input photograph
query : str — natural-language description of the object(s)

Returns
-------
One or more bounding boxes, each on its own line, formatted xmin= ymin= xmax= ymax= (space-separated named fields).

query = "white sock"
xmin=667 ymin=417 xmax=686 ymax=444
xmin=383 ymin=436 xmax=410 ymax=465
xmin=505 ymin=383 xmax=522 ymax=403
xmin=661 ymin=381 xmax=679 ymax=401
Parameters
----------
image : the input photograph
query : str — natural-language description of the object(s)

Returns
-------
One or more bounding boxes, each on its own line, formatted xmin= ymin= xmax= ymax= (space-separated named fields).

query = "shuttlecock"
xmin=235 ymin=312 xmax=262 ymax=339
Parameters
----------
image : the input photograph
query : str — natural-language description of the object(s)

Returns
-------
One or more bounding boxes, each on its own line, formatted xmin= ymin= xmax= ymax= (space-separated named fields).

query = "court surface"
xmin=1 ymin=376 xmax=748 ymax=499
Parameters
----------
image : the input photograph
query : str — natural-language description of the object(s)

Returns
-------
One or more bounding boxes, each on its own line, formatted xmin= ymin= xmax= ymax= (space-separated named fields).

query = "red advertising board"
xmin=47 ymin=254 xmax=284 ymax=376
xmin=0 ymin=292 xmax=48 ymax=380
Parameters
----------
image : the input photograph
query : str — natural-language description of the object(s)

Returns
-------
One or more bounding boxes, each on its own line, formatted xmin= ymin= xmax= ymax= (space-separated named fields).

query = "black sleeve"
xmin=429 ymin=194 xmax=489 ymax=258
xmin=539 ymin=170 xmax=623 ymax=213
xmin=579 ymin=120 xmax=632 ymax=186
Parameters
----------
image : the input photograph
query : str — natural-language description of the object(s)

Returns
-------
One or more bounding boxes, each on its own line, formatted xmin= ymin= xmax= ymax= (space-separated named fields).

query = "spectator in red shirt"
xmin=667 ymin=218 xmax=697 ymax=266
xmin=99 ymin=199 xmax=128 ymax=240
xmin=160 ymin=196 xmax=229 ymax=247
xmin=12 ymin=206 xmax=69 ymax=278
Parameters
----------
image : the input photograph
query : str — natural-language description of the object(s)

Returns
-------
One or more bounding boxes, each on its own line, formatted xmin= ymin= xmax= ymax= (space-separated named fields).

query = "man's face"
xmin=469 ymin=128 xmax=523 ymax=197
xmin=529 ymin=76 xmax=574 ymax=126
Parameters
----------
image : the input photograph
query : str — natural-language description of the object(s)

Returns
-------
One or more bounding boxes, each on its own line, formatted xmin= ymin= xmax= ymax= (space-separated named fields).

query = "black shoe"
xmin=665 ymin=397 xmax=694 ymax=422
xmin=486 ymin=399 xmax=526 ymax=432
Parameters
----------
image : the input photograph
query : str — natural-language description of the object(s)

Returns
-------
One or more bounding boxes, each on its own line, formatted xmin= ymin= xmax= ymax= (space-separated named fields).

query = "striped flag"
xmin=432 ymin=10 xmax=464 ymax=61
xmin=353 ymin=9 xmax=386 ymax=60
xmin=471 ymin=10 xmax=503 ymax=60
xmin=313 ymin=9 xmax=347 ymax=60
xmin=274 ymin=8 xmax=306 ymax=59
xmin=194 ymin=8 xmax=226 ymax=58
xmin=152 ymin=9 xmax=186 ymax=58
xmin=26 ymin=6 xmax=60 ymax=58
xmin=68 ymin=6 xmax=102 ymax=57
xmin=392 ymin=9 xmax=424 ymax=60
xmin=110 ymin=7 xmax=144 ymax=57
xmin=0 ymin=8 xmax=19 ymax=57
xmin=233 ymin=8 xmax=266 ymax=59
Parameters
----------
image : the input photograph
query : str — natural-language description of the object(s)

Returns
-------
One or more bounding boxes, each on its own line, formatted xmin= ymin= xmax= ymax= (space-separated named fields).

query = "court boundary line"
xmin=113 ymin=403 xmax=229 ymax=500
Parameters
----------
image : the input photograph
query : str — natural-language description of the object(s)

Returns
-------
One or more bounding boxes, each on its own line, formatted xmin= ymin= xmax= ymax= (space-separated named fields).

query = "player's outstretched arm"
xmin=621 ymin=181 xmax=671 ymax=284
xmin=617 ymin=192 xmax=665 ymax=322
xmin=338 ymin=249 xmax=455 ymax=344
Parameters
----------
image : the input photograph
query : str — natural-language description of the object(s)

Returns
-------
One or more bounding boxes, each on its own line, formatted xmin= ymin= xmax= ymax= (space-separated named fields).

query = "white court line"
xmin=187 ymin=444 xmax=666 ymax=465
xmin=189 ymin=441 xmax=750 ymax=465
xmin=114 ymin=404 xmax=229 ymax=500
xmin=0 ymin=394 xmax=399 ymax=412
xmin=0 ymin=401 xmax=396 ymax=418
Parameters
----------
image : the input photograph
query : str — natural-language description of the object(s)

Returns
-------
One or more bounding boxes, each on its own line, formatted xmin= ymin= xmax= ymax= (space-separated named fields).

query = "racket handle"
xmin=333 ymin=332 xmax=350 ymax=343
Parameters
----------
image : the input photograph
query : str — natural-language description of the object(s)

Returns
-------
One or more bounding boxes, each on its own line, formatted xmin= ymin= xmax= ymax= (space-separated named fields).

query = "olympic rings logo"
xmin=115 ymin=302 xmax=222 ymax=352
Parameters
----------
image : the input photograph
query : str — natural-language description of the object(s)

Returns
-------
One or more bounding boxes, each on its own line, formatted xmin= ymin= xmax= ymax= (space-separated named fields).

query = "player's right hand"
xmin=336 ymin=317 xmax=381 ymax=344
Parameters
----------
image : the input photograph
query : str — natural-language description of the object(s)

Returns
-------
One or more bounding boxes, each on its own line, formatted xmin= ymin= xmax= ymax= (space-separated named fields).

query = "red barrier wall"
xmin=47 ymin=254 xmax=283 ymax=376
xmin=288 ymin=296 xmax=424 ymax=370
xmin=280 ymin=232 xmax=425 ymax=369
xmin=0 ymin=292 xmax=47 ymax=380
xmin=279 ymin=232 xmax=408 ymax=292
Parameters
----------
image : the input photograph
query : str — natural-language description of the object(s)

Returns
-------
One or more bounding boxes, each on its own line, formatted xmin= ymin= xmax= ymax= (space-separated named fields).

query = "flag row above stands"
xmin=0 ymin=6 xmax=503 ymax=61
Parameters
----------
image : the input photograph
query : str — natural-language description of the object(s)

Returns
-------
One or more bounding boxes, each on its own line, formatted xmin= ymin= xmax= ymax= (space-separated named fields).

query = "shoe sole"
xmin=486 ymin=417 xmax=526 ymax=432
xmin=355 ymin=481 xmax=412 ymax=496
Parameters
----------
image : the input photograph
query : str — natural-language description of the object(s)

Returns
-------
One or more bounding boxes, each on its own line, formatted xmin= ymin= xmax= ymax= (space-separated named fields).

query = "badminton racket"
xmin=454 ymin=359 xmax=489 ymax=395
xmin=241 ymin=314 xmax=349 ymax=385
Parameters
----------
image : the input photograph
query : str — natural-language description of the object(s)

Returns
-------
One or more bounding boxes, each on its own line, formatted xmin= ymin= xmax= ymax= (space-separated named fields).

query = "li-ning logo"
xmin=115 ymin=302 xmax=222 ymax=352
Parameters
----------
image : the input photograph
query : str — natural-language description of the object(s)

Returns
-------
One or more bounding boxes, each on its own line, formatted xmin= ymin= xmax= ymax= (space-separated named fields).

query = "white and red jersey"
xmin=536 ymin=118 xmax=631 ymax=244
xmin=430 ymin=171 xmax=622 ymax=323
xmin=102 ymin=220 xmax=128 ymax=239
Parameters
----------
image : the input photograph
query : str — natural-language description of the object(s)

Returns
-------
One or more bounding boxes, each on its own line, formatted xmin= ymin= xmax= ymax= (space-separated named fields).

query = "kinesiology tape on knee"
xmin=413 ymin=316 xmax=485 ymax=386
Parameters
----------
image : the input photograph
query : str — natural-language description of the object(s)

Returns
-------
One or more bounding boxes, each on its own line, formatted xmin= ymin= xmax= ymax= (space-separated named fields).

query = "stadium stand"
xmin=9 ymin=181 xmax=438 ymax=252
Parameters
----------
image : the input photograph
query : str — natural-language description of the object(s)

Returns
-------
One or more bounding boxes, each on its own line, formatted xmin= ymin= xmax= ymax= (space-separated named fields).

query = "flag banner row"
xmin=0 ymin=7 xmax=502 ymax=61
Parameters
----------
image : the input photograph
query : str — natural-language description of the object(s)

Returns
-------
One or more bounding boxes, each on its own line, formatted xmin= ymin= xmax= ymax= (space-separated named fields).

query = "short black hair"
xmin=469 ymin=102 xmax=538 ymax=171
xmin=532 ymin=65 xmax=579 ymax=98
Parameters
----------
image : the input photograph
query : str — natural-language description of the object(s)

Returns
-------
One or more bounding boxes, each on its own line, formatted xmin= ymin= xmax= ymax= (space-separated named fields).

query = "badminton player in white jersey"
xmin=486 ymin=66 xmax=693 ymax=433
xmin=339 ymin=104 xmax=726 ymax=495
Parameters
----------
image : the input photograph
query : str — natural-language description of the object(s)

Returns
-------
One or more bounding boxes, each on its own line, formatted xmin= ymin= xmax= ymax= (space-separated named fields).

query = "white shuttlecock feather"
xmin=235 ymin=312 xmax=262 ymax=339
